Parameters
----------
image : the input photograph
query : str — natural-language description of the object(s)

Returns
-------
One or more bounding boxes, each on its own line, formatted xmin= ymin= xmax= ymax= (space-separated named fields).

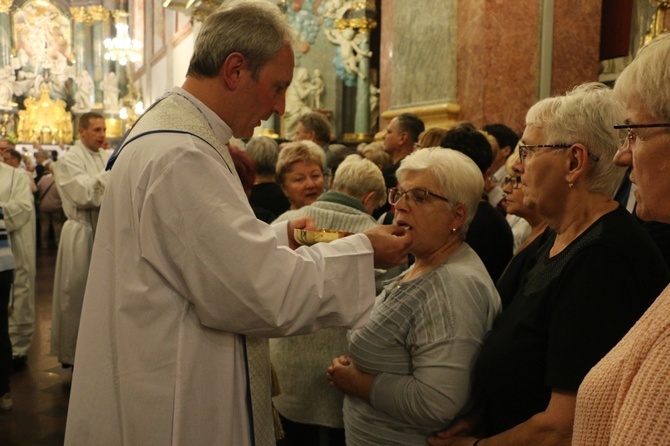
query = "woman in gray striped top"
xmin=327 ymin=148 xmax=502 ymax=445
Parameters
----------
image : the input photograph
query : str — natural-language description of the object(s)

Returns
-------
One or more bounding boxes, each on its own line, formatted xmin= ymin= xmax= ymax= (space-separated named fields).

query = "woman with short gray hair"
xmin=430 ymin=83 xmax=670 ymax=446
xmin=573 ymin=32 xmax=670 ymax=446
xmin=327 ymin=148 xmax=501 ymax=445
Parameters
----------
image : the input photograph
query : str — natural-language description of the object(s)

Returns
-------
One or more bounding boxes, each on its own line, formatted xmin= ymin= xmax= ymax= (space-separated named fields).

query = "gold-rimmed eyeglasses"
xmin=388 ymin=187 xmax=450 ymax=206
xmin=614 ymin=123 xmax=670 ymax=150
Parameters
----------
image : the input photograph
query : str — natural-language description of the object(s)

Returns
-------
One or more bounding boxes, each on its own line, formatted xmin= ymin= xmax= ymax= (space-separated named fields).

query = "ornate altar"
xmin=0 ymin=0 xmax=144 ymax=144
xmin=17 ymin=85 xmax=72 ymax=144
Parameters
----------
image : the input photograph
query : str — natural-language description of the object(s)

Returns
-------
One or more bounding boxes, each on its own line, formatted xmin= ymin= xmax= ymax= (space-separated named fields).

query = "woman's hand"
xmin=326 ymin=354 xmax=374 ymax=402
xmin=427 ymin=435 xmax=479 ymax=446
xmin=427 ymin=411 xmax=481 ymax=445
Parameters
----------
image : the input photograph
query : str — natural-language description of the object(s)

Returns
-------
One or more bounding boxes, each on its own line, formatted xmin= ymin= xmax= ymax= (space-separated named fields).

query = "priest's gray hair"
xmin=615 ymin=33 xmax=670 ymax=122
xmin=525 ymin=82 xmax=625 ymax=197
xmin=333 ymin=155 xmax=387 ymax=209
xmin=396 ymin=148 xmax=483 ymax=237
xmin=187 ymin=0 xmax=297 ymax=80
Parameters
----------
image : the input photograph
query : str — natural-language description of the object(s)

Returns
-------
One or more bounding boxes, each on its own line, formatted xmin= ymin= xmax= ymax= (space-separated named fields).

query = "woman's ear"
xmin=452 ymin=203 xmax=467 ymax=229
xmin=566 ymin=143 xmax=590 ymax=184
xmin=360 ymin=191 xmax=379 ymax=215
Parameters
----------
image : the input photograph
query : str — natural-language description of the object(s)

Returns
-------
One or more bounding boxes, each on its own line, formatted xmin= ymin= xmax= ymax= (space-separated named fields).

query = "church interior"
xmin=0 ymin=0 xmax=668 ymax=444
xmin=0 ymin=0 xmax=667 ymax=151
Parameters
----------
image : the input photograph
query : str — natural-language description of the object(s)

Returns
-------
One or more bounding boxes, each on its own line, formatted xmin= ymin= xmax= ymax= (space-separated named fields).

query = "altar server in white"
xmin=51 ymin=112 xmax=110 ymax=367
xmin=0 ymin=162 xmax=35 ymax=363
xmin=63 ymin=2 xmax=411 ymax=446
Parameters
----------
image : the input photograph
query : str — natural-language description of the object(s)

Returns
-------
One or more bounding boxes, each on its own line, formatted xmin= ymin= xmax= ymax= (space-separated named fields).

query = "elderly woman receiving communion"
xmin=327 ymin=147 xmax=501 ymax=445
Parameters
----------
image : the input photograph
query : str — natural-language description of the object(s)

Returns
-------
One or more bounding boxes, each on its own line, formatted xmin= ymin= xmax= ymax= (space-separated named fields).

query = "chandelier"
xmin=104 ymin=12 xmax=143 ymax=66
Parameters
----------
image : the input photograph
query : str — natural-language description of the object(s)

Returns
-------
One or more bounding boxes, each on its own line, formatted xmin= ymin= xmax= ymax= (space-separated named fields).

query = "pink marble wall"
xmin=551 ymin=0 xmax=602 ymax=96
xmin=378 ymin=1 xmax=602 ymax=135
xmin=457 ymin=0 xmax=540 ymax=134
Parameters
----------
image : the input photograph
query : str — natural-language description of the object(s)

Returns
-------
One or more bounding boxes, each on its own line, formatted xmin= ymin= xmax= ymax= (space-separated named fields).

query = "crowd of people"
xmin=0 ymin=1 xmax=669 ymax=445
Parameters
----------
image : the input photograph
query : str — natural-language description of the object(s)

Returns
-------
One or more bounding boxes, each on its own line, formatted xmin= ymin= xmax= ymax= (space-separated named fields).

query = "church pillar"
xmin=89 ymin=5 xmax=110 ymax=109
xmin=347 ymin=0 xmax=377 ymax=139
xmin=354 ymin=30 xmax=371 ymax=135
xmin=0 ymin=0 xmax=11 ymax=67
xmin=70 ymin=7 xmax=89 ymax=77
xmin=379 ymin=0 xmax=460 ymax=130
xmin=379 ymin=0 xmax=602 ymax=135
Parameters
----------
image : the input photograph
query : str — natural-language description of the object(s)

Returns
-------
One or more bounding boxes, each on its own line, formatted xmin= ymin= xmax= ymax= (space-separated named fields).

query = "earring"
xmin=451 ymin=228 xmax=457 ymax=233
xmin=568 ymin=182 xmax=574 ymax=188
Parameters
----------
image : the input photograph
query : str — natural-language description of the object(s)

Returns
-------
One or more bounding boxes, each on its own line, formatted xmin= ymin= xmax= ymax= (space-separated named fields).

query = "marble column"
xmin=70 ymin=7 xmax=89 ymax=77
xmin=355 ymin=30 xmax=371 ymax=135
xmin=341 ymin=0 xmax=377 ymax=140
xmin=0 ymin=0 xmax=11 ymax=67
xmin=379 ymin=0 xmax=459 ymax=130
xmin=89 ymin=5 xmax=110 ymax=109
xmin=379 ymin=0 xmax=602 ymax=135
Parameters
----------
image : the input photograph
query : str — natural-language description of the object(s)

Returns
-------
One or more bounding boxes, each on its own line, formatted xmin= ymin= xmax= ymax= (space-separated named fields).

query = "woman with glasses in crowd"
xmin=429 ymin=83 xmax=670 ymax=446
xmin=572 ymin=33 xmax=670 ymax=446
xmin=326 ymin=148 xmax=501 ymax=445
xmin=495 ymin=150 xmax=551 ymax=308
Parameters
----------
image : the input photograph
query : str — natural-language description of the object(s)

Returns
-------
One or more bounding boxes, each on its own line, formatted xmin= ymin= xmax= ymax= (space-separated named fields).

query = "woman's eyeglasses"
xmin=614 ymin=123 xmax=670 ymax=150
xmin=518 ymin=143 xmax=600 ymax=163
xmin=388 ymin=187 xmax=450 ymax=206
xmin=518 ymin=144 xmax=571 ymax=164
xmin=502 ymin=175 xmax=522 ymax=189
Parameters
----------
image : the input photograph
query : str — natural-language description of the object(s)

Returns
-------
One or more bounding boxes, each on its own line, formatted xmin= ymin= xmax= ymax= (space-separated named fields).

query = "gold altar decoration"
xmin=381 ymin=102 xmax=461 ymax=131
xmin=644 ymin=1 xmax=670 ymax=45
xmin=18 ymin=86 xmax=72 ymax=144
xmin=0 ymin=0 xmax=12 ymax=14
xmin=334 ymin=0 xmax=377 ymax=31
xmin=70 ymin=6 xmax=89 ymax=23
xmin=88 ymin=5 xmax=110 ymax=22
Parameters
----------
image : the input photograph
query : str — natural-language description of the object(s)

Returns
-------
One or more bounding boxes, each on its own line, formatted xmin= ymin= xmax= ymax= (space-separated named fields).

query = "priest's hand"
xmin=363 ymin=224 xmax=412 ymax=269
xmin=287 ymin=216 xmax=317 ymax=250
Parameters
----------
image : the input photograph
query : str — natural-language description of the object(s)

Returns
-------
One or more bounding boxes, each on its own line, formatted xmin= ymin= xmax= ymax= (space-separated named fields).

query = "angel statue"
xmin=72 ymin=70 xmax=93 ymax=113
xmin=283 ymin=67 xmax=313 ymax=139
xmin=311 ymin=69 xmax=324 ymax=109
xmin=0 ymin=67 xmax=20 ymax=110
xmin=324 ymin=27 xmax=372 ymax=80
xmin=101 ymin=72 xmax=121 ymax=112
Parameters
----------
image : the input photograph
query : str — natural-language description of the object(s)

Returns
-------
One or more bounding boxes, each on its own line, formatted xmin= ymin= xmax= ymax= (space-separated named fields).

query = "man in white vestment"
xmin=51 ymin=112 xmax=110 ymax=367
xmin=63 ymin=2 xmax=411 ymax=446
xmin=0 ymin=162 xmax=35 ymax=366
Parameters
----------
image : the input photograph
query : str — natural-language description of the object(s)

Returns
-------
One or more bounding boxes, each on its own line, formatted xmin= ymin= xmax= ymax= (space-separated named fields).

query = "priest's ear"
xmin=220 ymin=52 xmax=247 ymax=90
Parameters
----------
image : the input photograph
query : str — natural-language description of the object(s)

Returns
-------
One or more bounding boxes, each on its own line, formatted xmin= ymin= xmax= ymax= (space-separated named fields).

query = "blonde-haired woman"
xmin=271 ymin=156 xmax=388 ymax=445
xmin=276 ymin=140 xmax=326 ymax=210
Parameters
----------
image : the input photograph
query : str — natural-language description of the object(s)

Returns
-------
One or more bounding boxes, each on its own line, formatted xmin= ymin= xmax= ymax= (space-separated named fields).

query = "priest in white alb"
xmin=63 ymin=2 xmax=411 ymax=446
